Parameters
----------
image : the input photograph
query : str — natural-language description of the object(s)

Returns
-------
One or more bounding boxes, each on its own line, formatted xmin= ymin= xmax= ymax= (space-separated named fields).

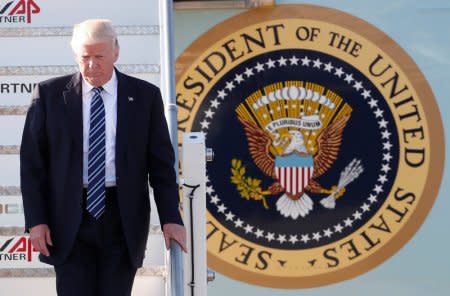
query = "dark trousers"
xmin=54 ymin=187 xmax=137 ymax=296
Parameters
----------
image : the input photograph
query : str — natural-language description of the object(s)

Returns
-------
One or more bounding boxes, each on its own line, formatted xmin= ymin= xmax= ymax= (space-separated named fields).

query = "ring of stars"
xmin=201 ymin=53 xmax=396 ymax=246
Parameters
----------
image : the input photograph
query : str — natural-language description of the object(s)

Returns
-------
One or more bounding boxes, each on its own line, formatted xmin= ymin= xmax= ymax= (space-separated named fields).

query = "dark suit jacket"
xmin=20 ymin=69 xmax=183 ymax=267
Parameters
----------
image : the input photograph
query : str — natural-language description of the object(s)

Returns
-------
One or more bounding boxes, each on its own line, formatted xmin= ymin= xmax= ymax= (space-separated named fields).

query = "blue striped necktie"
xmin=87 ymin=87 xmax=106 ymax=219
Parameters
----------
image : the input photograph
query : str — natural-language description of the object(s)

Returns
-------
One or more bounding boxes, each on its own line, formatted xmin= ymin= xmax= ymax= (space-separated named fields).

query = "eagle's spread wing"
xmin=313 ymin=115 xmax=350 ymax=178
xmin=238 ymin=117 xmax=275 ymax=178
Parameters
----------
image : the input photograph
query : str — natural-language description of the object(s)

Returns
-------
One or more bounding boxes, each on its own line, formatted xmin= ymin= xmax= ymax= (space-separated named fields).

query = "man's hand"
xmin=162 ymin=223 xmax=187 ymax=253
xmin=29 ymin=224 xmax=53 ymax=256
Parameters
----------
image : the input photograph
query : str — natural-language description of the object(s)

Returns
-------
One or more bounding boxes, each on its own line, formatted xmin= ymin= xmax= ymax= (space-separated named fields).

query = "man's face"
xmin=75 ymin=40 xmax=118 ymax=87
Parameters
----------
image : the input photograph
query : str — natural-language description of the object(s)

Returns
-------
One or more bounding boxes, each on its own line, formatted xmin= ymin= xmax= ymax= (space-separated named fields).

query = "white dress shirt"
xmin=82 ymin=72 xmax=117 ymax=187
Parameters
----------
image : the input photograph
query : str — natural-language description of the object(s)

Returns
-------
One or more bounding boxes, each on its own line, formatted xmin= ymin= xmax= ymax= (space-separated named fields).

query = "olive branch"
xmin=230 ymin=158 xmax=271 ymax=209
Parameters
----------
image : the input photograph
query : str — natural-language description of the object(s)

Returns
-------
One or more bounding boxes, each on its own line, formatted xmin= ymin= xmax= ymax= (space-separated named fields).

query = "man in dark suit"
xmin=20 ymin=19 xmax=186 ymax=295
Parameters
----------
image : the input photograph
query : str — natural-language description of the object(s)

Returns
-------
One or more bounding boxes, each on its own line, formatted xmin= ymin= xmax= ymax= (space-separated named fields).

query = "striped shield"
xmin=274 ymin=154 xmax=314 ymax=197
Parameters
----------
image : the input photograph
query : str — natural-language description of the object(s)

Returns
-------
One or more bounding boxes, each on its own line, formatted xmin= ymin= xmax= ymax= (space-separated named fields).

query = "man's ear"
xmin=114 ymin=48 xmax=119 ymax=63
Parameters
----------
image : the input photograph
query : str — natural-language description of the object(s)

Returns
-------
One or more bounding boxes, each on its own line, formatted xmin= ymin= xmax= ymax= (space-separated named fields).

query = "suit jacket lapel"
xmin=115 ymin=69 xmax=134 ymax=170
xmin=63 ymin=73 xmax=83 ymax=153
xmin=61 ymin=70 xmax=134 ymax=187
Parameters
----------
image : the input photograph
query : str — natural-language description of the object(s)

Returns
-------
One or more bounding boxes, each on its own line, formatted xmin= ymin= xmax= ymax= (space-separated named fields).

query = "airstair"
xmin=0 ymin=1 xmax=203 ymax=295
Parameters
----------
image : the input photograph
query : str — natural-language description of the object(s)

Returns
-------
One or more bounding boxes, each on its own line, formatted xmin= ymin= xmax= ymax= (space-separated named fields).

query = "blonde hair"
xmin=71 ymin=19 xmax=119 ymax=53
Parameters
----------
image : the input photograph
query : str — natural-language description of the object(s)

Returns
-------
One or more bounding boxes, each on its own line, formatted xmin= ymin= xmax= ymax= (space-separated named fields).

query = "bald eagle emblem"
xmin=231 ymin=82 xmax=364 ymax=219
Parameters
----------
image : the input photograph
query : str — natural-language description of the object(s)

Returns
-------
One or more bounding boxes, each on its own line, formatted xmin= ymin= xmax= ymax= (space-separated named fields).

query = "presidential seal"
xmin=176 ymin=5 xmax=444 ymax=288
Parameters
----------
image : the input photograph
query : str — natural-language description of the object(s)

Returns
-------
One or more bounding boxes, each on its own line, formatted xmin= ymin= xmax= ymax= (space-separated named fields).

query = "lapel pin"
xmin=128 ymin=96 xmax=134 ymax=102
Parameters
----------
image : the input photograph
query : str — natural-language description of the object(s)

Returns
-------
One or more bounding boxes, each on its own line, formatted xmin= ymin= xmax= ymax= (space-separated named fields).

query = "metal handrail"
xmin=160 ymin=1 xmax=184 ymax=296
xmin=169 ymin=241 xmax=184 ymax=296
